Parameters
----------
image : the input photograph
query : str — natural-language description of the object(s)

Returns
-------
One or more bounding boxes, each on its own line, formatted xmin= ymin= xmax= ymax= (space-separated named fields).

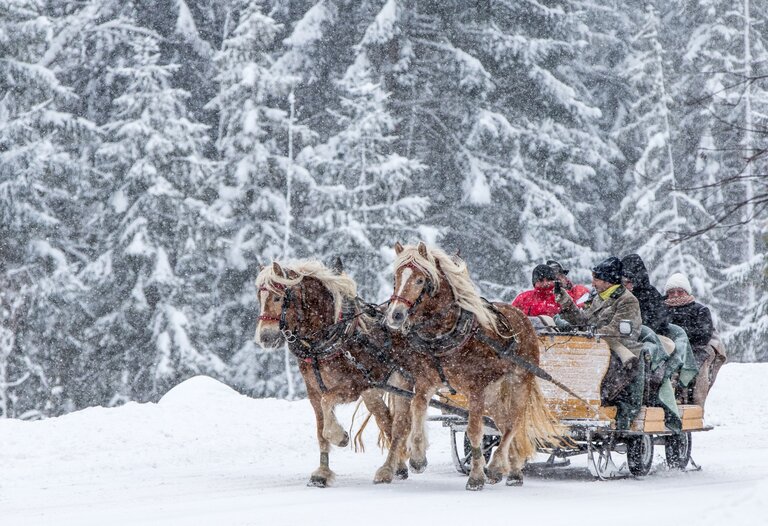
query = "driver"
xmin=554 ymin=256 xmax=645 ymax=429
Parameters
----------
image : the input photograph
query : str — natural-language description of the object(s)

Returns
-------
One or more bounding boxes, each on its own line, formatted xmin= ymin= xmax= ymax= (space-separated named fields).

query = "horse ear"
xmin=331 ymin=256 xmax=344 ymax=275
xmin=259 ymin=264 xmax=265 ymax=272
xmin=417 ymin=241 xmax=428 ymax=259
xmin=455 ymin=248 xmax=461 ymax=258
xmin=394 ymin=241 xmax=404 ymax=255
xmin=272 ymin=261 xmax=285 ymax=277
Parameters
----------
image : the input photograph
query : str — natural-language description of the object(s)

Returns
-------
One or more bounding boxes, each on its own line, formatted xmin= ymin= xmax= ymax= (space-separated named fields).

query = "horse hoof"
xmin=307 ymin=476 xmax=327 ymax=488
xmin=466 ymin=477 xmax=485 ymax=491
xmin=484 ymin=468 xmax=503 ymax=485
xmin=373 ymin=467 xmax=393 ymax=484
xmin=506 ymin=475 xmax=523 ymax=487
xmin=395 ymin=467 xmax=409 ymax=480
xmin=409 ymin=458 xmax=428 ymax=474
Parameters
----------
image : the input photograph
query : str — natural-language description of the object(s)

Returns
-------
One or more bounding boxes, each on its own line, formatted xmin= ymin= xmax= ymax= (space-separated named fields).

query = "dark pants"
xmin=601 ymin=352 xmax=646 ymax=430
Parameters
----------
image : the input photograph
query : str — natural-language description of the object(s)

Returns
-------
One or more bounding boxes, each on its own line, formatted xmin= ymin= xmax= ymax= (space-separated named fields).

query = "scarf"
xmin=599 ymin=284 xmax=620 ymax=301
xmin=665 ymin=293 xmax=695 ymax=307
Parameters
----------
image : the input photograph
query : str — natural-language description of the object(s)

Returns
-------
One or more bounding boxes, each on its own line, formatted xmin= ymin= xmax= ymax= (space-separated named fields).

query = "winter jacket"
xmin=557 ymin=285 xmax=644 ymax=358
xmin=667 ymin=301 xmax=714 ymax=347
xmin=621 ymin=254 xmax=670 ymax=334
xmin=512 ymin=286 xmax=561 ymax=317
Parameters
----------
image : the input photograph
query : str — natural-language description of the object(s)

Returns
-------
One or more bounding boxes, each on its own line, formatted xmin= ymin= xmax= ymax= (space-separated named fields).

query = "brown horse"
xmin=384 ymin=242 xmax=560 ymax=490
xmin=255 ymin=259 xmax=410 ymax=487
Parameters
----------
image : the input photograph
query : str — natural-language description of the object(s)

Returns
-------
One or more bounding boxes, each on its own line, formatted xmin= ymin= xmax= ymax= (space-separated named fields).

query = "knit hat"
xmin=531 ymin=264 xmax=556 ymax=285
xmin=620 ymin=253 xmax=649 ymax=284
xmin=546 ymin=259 xmax=569 ymax=276
xmin=591 ymin=257 xmax=622 ymax=285
xmin=664 ymin=273 xmax=692 ymax=295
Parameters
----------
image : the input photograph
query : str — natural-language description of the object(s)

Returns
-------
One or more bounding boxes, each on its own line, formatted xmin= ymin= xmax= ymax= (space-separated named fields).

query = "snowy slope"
xmin=1 ymin=364 xmax=766 ymax=526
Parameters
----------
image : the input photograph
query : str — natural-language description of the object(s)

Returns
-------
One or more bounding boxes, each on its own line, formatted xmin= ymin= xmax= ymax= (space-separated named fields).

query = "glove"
xmin=624 ymin=356 xmax=639 ymax=371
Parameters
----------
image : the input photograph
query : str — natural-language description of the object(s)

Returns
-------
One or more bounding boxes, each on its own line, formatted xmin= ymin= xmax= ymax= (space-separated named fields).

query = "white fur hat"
xmin=665 ymin=273 xmax=692 ymax=294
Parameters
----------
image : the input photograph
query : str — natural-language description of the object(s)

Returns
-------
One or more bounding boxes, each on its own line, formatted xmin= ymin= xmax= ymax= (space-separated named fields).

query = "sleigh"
xmin=429 ymin=331 xmax=712 ymax=479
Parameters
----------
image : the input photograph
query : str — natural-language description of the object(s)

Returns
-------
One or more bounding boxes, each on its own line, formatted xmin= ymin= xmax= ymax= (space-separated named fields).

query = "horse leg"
xmin=307 ymin=388 xmax=335 ymax=487
xmin=320 ymin=390 xmax=350 ymax=448
xmin=374 ymin=376 xmax=412 ymax=483
xmin=506 ymin=377 xmax=542 ymax=487
xmin=407 ymin=382 xmax=435 ymax=474
xmin=466 ymin=390 xmax=488 ymax=491
xmin=361 ymin=389 xmax=393 ymax=446
xmin=482 ymin=379 xmax=511 ymax=484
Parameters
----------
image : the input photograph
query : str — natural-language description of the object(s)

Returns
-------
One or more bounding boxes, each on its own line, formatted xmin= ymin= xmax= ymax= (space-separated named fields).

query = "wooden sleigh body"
xmin=430 ymin=332 xmax=712 ymax=479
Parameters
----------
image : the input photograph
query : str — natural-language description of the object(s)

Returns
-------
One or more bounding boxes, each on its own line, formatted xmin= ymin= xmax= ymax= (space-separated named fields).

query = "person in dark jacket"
xmin=555 ymin=256 xmax=645 ymax=429
xmin=620 ymin=254 xmax=670 ymax=334
xmin=512 ymin=264 xmax=560 ymax=316
xmin=664 ymin=272 xmax=724 ymax=406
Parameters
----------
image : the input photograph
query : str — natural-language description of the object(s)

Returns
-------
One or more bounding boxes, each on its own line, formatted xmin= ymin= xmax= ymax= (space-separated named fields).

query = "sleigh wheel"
xmin=665 ymin=432 xmax=691 ymax=470
xmin=450 ymin=430 xmax=497 ymax=475
xmin=627 ymin=434 xmax=653 ymax=476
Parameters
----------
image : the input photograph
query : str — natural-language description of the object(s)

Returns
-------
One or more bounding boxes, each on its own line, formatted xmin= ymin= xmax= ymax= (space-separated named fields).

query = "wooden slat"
xmin=679 ymin=405 xmax=704 ymax=420
xmin=536 ymin=335 xmax=611 ymax=408
xmin=682 ymin=418 xmax=705 ymax=431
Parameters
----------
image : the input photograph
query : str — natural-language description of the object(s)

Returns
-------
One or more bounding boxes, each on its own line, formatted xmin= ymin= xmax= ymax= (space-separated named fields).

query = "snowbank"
xmin=0 ymin=364 xmax=766 ymax=525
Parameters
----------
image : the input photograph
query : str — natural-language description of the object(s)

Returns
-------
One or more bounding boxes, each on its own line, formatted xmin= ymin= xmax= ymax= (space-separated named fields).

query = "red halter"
xmin=389 ymin=262 xmax=425 ymax=307
xmin=258 ymin=283 xmax=285 ymax=322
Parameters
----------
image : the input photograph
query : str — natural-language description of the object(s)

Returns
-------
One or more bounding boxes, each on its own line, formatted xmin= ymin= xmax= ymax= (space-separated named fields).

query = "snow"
xmin=1 ymin=364 xmax=766 ymax=525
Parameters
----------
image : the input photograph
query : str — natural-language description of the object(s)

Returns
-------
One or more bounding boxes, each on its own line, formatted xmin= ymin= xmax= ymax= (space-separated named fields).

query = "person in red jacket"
xmin=512 ymin=264 xmax=561 ymax=316
xmin=547 ymin=259 xmax=591 ymax=307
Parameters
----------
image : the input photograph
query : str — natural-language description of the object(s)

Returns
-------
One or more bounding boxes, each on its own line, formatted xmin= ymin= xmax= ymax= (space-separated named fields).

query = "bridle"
xmin=258 ymin=282 xmax=305 ymax=344
xmin=389 ymin=262 xmax=434 ymax=316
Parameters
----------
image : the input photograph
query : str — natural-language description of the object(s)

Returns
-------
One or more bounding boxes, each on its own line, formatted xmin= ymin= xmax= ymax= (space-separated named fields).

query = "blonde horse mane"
xmin=394 ymin=243 xmax=500 ymax=334
xmin=256 ymin=259 xmax=357 ymax=322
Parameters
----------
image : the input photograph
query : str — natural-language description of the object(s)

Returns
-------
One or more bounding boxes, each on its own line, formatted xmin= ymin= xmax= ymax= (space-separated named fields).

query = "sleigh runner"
xmin=430 ymin=331 xmax=712 ymax=479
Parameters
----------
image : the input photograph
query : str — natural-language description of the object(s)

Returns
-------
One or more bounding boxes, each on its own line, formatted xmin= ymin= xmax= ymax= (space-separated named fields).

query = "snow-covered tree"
xmin=613 ymin=3 xmax=719 ymax=294
xmin=206 ymin=0 xmax=314 ymax=398
xmin=300 ymin=53 xmax=428 ymax=300
xmin=83 ymin=31 xmax=225 ymax=404
xmin=0 ymin=0 xmax=97 ymax=417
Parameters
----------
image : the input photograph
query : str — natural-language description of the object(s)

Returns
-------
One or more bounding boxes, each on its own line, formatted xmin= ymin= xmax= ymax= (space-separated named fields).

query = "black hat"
xmin=546 ymin=259 xmax=569 ymax=276
xmin=591 ymin=257 xmax=622 ymax=285
xmin=620 ymin=254 xmax=649 ymax=284
xmin=532 ymin=264 xmax=557 ymax=285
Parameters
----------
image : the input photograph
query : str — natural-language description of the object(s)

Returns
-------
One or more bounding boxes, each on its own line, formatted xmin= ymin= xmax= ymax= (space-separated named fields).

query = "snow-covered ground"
xmin=1 ymin=364 xmax=766 ymax=526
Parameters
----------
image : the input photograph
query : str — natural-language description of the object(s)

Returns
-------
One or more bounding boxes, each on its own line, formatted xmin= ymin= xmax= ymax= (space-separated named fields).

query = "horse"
xmin=384 ymin=241 xmax=561 ymax=490
xmin=254 ymin=259 xmax=410 ymax=487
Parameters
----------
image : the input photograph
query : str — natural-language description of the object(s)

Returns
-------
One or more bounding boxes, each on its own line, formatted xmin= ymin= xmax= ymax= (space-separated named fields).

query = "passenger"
xmin=511 ymin=264 xmax=561 ymax=317
xmin=546 ymin=259 xmax=591 ymax=306
xmin=664 ymin=272 xmax=726 ymax=406
xmin=554 ymin=256 xmax=645 ymax=429
xmin=620 ymin=254 xmax=670 ymax=334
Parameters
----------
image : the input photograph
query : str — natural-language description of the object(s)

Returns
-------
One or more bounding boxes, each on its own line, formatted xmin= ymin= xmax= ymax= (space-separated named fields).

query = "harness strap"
xmin=431 ymin=355 xmax=457 ymax=395
xmin=311 ymin=357 xmax=328 ymax=393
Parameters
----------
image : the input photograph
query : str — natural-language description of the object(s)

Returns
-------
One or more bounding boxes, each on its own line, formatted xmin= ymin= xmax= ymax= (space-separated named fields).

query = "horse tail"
xmin=512 ymin=378 xmax=568 ymax=461
xmin=349 ymin=399 xmax=369 ymax=453
xmin=350 ymin=394 xmax=395 ymax=453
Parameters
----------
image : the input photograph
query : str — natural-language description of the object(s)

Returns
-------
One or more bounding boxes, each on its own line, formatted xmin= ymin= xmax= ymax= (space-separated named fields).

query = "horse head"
xmin=386 ymin=241 xmax=446 ymax=331
xmin=254 ymin=260 xmax=352 ymax=349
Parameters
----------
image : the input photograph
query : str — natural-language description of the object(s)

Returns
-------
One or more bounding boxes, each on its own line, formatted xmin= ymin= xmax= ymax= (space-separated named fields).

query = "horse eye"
xmin=415 ymin=278 xmax=424 ymax=285
xmin=273 ymin=296 xmax=281 ymax=302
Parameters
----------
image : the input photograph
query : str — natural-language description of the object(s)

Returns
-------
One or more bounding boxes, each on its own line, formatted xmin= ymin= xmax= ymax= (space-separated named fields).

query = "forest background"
xmin=1 ymin=0 xmax=766 ymax=419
